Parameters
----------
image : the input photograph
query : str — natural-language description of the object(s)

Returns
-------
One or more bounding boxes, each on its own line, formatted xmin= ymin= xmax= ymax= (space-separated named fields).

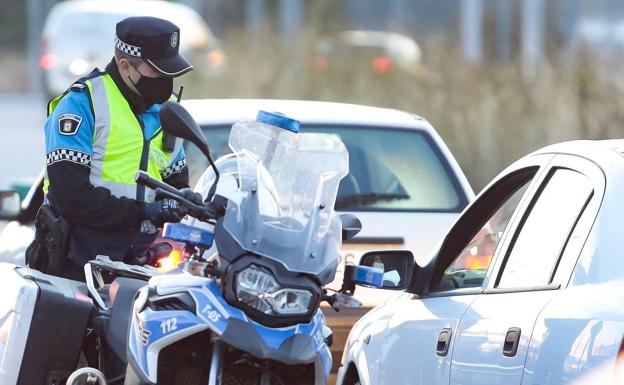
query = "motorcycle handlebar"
xmin=134 ymin=171 xmax=214 ymax=221
xmin=135 ymin=171 xmax=183 ymax=199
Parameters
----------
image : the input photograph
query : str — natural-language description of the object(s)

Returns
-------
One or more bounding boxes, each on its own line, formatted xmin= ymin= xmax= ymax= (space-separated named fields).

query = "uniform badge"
xmin=58 ymin=113 xmax=82 ymax=136
xmin=170 ymin=32 xmax=178 ymax=48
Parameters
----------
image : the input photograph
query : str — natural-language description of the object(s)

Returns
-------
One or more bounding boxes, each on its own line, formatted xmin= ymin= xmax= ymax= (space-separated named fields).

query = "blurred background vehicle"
xmin=312 ymin=30 xmax=422 ymax=75
xmin=40 ymin=0 xmax=225 ymax=100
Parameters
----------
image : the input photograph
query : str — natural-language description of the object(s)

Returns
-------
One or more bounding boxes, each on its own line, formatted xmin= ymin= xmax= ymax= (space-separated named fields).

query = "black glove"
xmin=144 ymin=198 xmax=188 ymax=226
xmin=180 ymin=188 xmax=203 ymax=205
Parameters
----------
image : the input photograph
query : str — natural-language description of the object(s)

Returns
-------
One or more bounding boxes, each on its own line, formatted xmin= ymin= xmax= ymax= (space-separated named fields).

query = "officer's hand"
xmin=145 ymin=198 xmax=188 ymax=226
xmin=180 ymin=188 xmax=203 ymax=205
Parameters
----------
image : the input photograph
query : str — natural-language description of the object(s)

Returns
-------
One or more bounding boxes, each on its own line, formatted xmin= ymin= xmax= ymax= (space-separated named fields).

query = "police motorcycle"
xmin=0 ymin=102 xmax=385 ymax=385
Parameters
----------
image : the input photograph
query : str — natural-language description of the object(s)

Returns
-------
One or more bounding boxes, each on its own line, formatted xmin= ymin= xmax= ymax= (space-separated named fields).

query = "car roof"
xmin=596 ymin=139 xmax=624 ymax=156
xmin=182 ymin=99 xmax=429 ymax=129
xmin=532 ymin=139 xmax=624 ymax=160
xmin=46 ymin=0 xmax=195 ymax=15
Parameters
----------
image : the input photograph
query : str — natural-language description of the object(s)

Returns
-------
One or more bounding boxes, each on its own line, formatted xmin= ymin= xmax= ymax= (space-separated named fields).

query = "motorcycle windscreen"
xmin=222 ymin=119 xmax=349 ymax=276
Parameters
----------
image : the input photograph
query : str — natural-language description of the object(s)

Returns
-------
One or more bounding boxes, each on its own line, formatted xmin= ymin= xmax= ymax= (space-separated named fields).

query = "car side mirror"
xmin=0 ymin=191 xmax=21 ymax=220
xmin=359 ymin=250 xmax=415 ymax=291
xmin=340 ymin=213 xmax=361 ymax=241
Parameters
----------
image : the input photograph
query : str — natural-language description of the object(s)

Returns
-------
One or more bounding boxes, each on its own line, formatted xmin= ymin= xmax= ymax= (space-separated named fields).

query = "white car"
xmin=180 ymin=98 xmax=475 ymax=372
xmin=337 ymin=139 xmax=624 ymax=385
xmin=41 ymin=0 xmax=225 ymax=99
xmin=181 ymin=99 xmax=473 ymax=305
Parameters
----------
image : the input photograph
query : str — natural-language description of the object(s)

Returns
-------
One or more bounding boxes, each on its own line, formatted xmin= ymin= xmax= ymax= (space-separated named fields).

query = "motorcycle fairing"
xmin=128 ymin=308 xmax=208 ymax=383
xmin=128 ymin=278 xmax=332 ymax=383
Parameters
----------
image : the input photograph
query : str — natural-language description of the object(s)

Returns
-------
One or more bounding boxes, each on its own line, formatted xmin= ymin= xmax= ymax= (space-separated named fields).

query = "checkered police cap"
xmin=115 ymin=16 xmax=193 ymax=77
xmin=115 ymin=37 xmax=142 ymax=58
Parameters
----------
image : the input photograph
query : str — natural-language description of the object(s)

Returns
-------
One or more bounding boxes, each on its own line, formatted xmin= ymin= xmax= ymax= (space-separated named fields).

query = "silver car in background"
xmin=40 ymin=0 xmax=226 ymax=99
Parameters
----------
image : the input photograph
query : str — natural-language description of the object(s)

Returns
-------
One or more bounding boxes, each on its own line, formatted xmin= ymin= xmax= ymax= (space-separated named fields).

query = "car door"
xmin=449 ymin=157 xmax=597 ymax=385
xmin=374 ymin=157 xmax=549 ymax=385
xmin=520 ymin=154 xmax=607 ymax=385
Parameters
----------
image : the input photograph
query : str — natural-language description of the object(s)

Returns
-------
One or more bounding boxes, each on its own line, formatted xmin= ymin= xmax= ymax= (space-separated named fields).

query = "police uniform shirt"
xmin=43 ymin=58 xmax=190 ymax=263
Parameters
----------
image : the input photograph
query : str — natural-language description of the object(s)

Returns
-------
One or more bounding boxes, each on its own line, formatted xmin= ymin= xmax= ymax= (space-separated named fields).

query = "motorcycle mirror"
xmin=159 ymin=101 xmax=211 ymax=158
xmin=159 ymin=102 xmax=220 ymax=200
xmin=340 ymin=214 xmax=362 ymax=241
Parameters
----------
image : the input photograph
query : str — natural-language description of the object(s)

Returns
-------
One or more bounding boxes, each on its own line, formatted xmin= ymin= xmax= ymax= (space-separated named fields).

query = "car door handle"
xmin=503 ymin=327 xmax=521 ymax=357
xmin=436 ymin=328 xmax=452 ymax=356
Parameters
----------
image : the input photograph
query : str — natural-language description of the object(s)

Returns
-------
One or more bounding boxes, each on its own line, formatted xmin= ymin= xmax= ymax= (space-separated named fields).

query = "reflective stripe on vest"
xmin=45 ymin=73 xmax=178 ymax=203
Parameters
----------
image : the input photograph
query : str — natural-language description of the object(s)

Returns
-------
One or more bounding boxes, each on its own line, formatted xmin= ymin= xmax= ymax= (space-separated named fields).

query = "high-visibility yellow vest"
xmin=44 ymin=73 xmax=181 ymax=202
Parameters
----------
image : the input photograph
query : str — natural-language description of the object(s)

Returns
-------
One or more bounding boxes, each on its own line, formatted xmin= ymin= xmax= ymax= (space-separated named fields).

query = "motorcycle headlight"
xmin=236 ymin=265 xmax=313 ymax=316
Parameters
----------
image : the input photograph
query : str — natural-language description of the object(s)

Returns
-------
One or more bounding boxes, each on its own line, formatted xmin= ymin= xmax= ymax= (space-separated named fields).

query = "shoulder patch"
xmin=58 ymin=113 xmax=83 ymax=136
xmin=69 ymin=82 xmax=87 ymax=92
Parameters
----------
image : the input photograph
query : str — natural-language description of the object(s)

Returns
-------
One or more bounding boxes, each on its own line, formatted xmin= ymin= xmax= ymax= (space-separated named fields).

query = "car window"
xmin=497 ymin=169 xmax=593 ymax=289
xmin=437 ymin=182 xmax=531 ymax=291
xmin=188 ymin=124 xmax=469 ymax=212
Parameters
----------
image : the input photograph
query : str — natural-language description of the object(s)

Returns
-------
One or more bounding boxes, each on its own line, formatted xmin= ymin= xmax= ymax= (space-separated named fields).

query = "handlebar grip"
xmin=134 ymin=171 xmax=182 ymax=198
xmin=136 ymin=171 xmax=217 ymax=221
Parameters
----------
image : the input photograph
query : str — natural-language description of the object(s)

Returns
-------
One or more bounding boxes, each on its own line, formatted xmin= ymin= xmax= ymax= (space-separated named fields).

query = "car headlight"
xmin=236 ymin=265 xmax=313 ymax=316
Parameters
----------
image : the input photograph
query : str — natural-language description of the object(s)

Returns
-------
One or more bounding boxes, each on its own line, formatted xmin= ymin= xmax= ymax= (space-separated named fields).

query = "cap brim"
xmin=145 ymin=54 xmax=193 ymax=77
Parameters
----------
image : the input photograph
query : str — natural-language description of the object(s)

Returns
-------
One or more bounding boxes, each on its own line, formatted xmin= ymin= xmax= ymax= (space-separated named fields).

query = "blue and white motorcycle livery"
xmin=0 ymin=102 xmax=382 ymax=385
xmin=124 ymin=108 xmax=363 ymax=385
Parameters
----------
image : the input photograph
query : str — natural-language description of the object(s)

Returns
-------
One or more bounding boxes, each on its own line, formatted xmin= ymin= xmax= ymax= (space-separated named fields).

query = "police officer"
xmin=39 ymin=16 xmax=202 ymax=280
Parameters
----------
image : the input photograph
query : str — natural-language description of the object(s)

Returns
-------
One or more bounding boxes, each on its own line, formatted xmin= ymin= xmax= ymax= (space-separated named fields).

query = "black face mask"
xmin=128 ymin=63 xmax=173 ymax=105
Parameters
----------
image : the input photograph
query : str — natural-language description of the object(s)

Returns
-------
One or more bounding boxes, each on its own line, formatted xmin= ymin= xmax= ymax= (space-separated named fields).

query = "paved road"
xmin=0 ymin=93 xmax=47 ymax=189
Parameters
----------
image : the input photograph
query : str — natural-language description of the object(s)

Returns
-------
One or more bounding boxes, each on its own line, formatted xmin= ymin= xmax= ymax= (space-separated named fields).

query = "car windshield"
xmin=186 ymin=125 xmax=468 ymax=212
xmin=53 ymin=10 xmax=211 ymax=52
